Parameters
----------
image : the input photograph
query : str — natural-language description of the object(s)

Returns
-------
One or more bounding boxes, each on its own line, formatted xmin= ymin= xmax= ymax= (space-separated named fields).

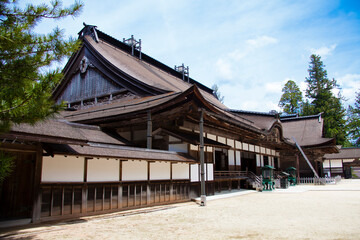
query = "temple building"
xmin=0 ymin=24 xmax=338 ymax=224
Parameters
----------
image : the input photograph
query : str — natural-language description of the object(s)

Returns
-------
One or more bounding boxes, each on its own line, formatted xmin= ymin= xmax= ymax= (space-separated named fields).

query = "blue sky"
xmin=30 ymin=0 xmax=360 ymax=112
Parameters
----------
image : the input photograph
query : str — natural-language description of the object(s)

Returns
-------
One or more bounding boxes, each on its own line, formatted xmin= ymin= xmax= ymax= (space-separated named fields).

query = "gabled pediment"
xmin=53 ymin=41 xmax=168 ymax=108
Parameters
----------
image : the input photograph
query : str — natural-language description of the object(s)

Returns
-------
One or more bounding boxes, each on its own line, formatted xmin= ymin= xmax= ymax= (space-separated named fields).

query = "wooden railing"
xmin=214 ymin=171 xmax=263 ymax=191
xmin=214 ymin=171 xmax=248 ymax=179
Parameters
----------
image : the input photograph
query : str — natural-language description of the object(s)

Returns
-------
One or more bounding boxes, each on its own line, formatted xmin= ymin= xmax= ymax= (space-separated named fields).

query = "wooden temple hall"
xmin=0 ymin=24 xmax=338 ymax=224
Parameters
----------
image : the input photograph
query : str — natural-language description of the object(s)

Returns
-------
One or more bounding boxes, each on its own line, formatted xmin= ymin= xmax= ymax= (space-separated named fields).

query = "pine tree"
xmin=278 ymin=80 xmax=303 ymax=114
xmin=347 ymin=91 xmax=360 ymax=146
xmin=0 ymin=0 xmax=83 ymax=181
xmin=0 ymin=0 xmax=83 ymax=133
xmin=304 ymin=54 xmax=347 ymax=145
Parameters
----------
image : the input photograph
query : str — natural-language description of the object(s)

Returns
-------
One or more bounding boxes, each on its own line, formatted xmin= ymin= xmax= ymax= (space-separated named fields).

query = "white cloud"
xmin=310 ymin=44 xmax=337 ymax=58
xmin=265 ymin=81 xmax=285 ymax=93
xmin=246 ymin=36 xmax=278 ymax=48
xmin=337 ymin=73 xmax=360 ymax=105
xmin=215 ymin=58 xmax=233 ymax=80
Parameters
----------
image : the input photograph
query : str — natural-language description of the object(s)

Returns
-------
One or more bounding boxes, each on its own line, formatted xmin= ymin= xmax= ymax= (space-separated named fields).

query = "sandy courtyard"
xmin=2 ymin=180 xmax=360 ymax=240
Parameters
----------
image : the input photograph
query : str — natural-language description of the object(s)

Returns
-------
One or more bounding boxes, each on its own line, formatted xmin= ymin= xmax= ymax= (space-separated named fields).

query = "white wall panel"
xmin=172 ymin=163 xmax=189 ymax=179
xmin=169 ymin=143 xmax=188 ymax=153
xmin=227 ymin=139 xmax=234 ymax=148
xmin=243 ymin=143 xmax=249 ymax=151
xmin=331 ymin=160 xmax=343 ymax=168
xmin=256 ymin=154 xmax=261 ymax=167
xmin=249 ymin=144 xmax=255 ymax=152
xmin=206 ymin=164 xmax=214 ymax=181
xmin=260 ymin=147 xmax=266 ymax=154
xmin=266 ymin=148 xmax=271 ymax=155
xmin=122 ymin=160 xmax=147 ymax=181
xmin=190 ymin=144 xmax=198 ymax=151
xmin=87 ymin=158 xmax=119 ymax=182
xmin=191 ymin=164 xmax=199 ymax=182
xmin=323 ymin=160 xmax=330 ymax=168
xmin=150 ymin=162 xmax=170 ymax=180
xmin=235 ymin=141 xmax=242 ymax=149
xmin=228 ymin=149 xmax=235 ymax=165
xmin=218 ymin=136 xmax=226 ymax=144
xmin=207 ymin=133 xmax=216 ymax=141
xmin=236 ymin=151 xmax=241 ymax=165
xmin=42 ymin=155 xmax=84 ymax=182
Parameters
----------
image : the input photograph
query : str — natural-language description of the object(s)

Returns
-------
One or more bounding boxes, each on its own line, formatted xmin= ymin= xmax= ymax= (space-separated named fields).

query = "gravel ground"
xmin=2 ymin=179 xmax=360 ymax=240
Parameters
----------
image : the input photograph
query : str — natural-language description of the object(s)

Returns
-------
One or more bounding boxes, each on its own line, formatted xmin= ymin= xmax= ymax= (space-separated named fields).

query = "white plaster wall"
xmin=260 ymin=147 xmax=266 ymax=154
xmin=236 ymin=151 xmax=241 ymax=166
xmin=206 ymin=146 xmax=213 ymax=152
xmin=266 ymin=148 xmax=271 ymax=155
xmin=249 ymin=144 xmax=255 ymax=152
xmin=218 ymin=136 xmax=226 ymax=144
xmin=330 ymin=160 xmax=343 ymax=168
xmin=87 ymin=158 xmax=119 ymax=182
xmin=255 ymin=145 xmax=260 ymax=153
xmin=207 ymin=133 xmax=216 ymax=141
xmin=228 ymin=149 xmax=235 ymax=165
xmin=172 ymin=163 xmax=189 ymax=179
xmin=150 ymin=162 xmax=170 ymax=180
xmin=190 ymin=144 xmax=198 ymax=151
xmin=191 ymin=164 xmax=199 ymax=182
xmin=269 ymin=157 xmax=274 ymax=167
xmin=206 ymin=164 xmax=214 ymax=181
xmin=256 ymin=154 xmax=261 ymax=167
xmin=323 ymin=160 xmax=330 ymax=168
xmin=169 ymin=143 xmax=188 ymax=153
xmin=235 ymin=141 xmax=242 ymax=149
xmin=243 ymin=143 xmax=249 ymax=151
xmin=42 ymin=155 xmax=84 ymax=182
xmin=122 ymin=160 xmax=148 ymax=181
xmin=227 ymin=139 xmax=234 ymax=148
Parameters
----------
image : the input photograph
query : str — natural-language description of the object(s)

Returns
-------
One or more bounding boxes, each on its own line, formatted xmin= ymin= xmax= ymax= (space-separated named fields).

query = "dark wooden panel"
xmin=0 ymin=152 xmax=36 ymax=220
xmin=57 ymin=68 xmax=122 ymax=104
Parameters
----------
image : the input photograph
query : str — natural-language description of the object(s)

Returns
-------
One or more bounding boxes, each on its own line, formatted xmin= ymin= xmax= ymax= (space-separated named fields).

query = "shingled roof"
xmin=47 ymin=143 xmax=197 ymax=163
xmin=280 ymin=114 xmax=336 ymax=148
xmin=1 ymin=119 xmax=125 ymax=146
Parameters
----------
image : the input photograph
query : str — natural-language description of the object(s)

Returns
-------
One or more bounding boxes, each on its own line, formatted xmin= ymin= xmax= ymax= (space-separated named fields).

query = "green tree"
xmin=303 ymin=54 xmax=347 ymax=145
xmin=212 ymin=84 xmax=224 ymax=103
xmin=347 ymin=91 xmax=360 ymax=146
xmin=0 ymin=0 xmax=83 ymax=181
xmin=278 ymin=80 xmax=303 ymax=114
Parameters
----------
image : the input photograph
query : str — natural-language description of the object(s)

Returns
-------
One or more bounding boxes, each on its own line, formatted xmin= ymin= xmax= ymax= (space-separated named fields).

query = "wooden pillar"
xmin=147 ymin=111 xmax=152 ymax=149
xmin=147 ymin=161 xmax=151 ymax=204
xmin=32 ymin=144 xmax=43 ymax=223
xmin=296 ymin=153 xmax=300 ymax=178
xmin=199 ymin=109 xmax=206 ymax=206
